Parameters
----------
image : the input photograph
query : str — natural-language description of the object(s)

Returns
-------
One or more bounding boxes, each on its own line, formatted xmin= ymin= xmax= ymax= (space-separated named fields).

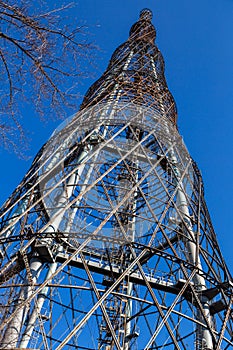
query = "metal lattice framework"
xmin=0 ymin=9 xmax=232 ymax=350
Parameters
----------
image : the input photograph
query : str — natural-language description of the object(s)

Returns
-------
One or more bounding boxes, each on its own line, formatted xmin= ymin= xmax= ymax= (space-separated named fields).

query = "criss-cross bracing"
xmin=0 ymin=9 xmax=232 ymax=350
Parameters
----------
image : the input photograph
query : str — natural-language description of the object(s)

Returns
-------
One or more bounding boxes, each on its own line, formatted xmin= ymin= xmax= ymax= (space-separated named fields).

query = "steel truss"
xmin=0 ymin=8 xmax=232 ymax=350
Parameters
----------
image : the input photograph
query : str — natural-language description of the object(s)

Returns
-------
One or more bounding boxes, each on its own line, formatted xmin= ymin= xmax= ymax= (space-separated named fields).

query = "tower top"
xmin=139 ymin=8 xmax=153 ymax=20
xmin=81 ymin=9 xmax=177 ymax=125
xmin=129 ymin=8 xmax=156 ymax=44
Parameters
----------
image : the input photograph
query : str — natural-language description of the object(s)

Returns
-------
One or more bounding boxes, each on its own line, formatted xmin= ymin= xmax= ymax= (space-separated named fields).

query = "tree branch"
xmin=0 ymin=49 xmax=13 ymax=103
xmin=0 ymin=1 xmax=95 ymax=152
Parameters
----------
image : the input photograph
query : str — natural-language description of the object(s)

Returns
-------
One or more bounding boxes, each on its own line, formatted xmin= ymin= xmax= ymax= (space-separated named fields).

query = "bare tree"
xmin=0 ymin=0 xmax=93 ymax=151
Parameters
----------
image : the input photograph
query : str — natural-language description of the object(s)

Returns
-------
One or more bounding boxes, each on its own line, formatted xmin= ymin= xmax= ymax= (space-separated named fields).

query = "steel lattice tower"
xmin=0 ymin=9 xmax=232 ymax=350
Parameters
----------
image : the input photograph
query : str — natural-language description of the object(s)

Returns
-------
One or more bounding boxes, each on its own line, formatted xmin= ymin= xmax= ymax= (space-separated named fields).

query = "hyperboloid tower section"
xmin=0 ymin=9 xmax=232 ymax=350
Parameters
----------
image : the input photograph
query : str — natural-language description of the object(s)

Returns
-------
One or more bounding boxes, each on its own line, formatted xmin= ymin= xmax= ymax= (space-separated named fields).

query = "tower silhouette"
xmin=0 ymin=9 xmax=232 ymax=350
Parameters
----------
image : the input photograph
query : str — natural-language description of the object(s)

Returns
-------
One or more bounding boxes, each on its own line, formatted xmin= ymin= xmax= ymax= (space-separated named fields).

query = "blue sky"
xmin=0 ymin=0 xmax=232 ymax=271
